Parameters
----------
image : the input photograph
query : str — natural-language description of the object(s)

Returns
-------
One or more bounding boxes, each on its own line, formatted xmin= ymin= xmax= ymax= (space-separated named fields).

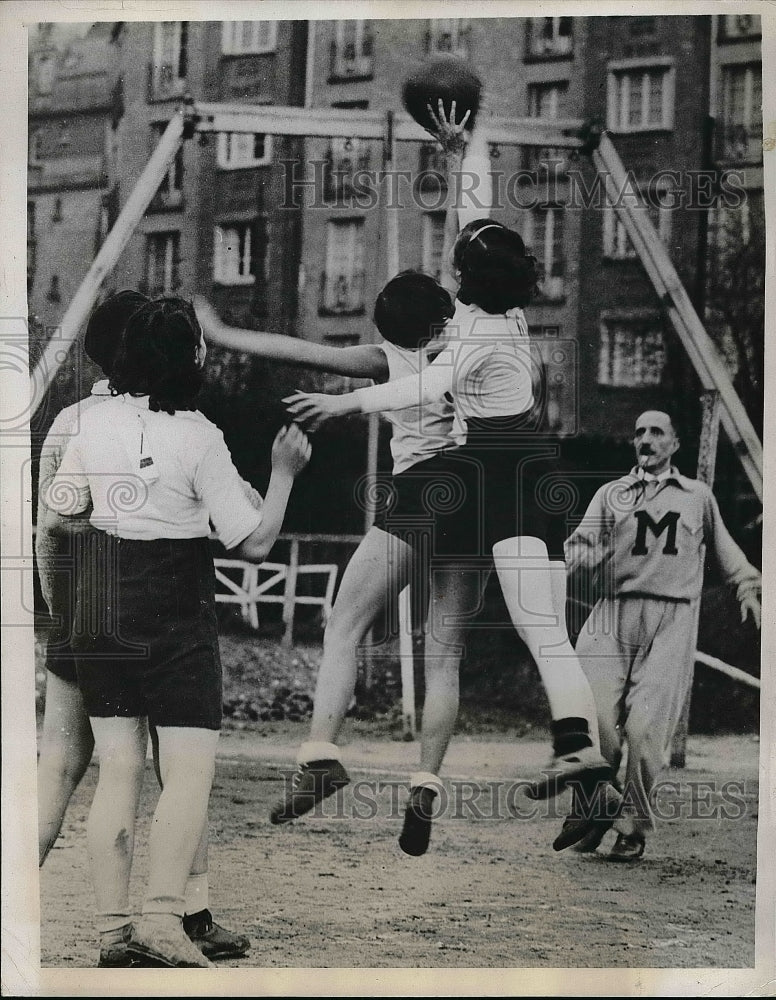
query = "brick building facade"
xmin=28 ymin=15 xmax=763 ymax=458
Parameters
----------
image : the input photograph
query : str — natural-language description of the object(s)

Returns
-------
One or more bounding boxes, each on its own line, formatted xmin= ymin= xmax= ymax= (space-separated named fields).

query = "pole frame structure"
xmin=29 ymin=108 xmax=190 ymax=414
xmin=28 ymin=105 xmax=763 ymax=516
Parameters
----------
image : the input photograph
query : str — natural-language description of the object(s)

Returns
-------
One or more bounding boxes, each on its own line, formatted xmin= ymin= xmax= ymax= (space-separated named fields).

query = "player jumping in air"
xmin=286 ymin=100 xmax=621 ymax=856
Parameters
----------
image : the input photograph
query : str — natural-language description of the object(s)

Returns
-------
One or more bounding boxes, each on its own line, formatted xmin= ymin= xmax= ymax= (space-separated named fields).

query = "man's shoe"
xmin=527 ymin=745 xmax=613 ymax=800
xmin=607 ymin=832 xmax=645 ymax=862
xmin=552 ymin=781 xmax=621 ymax=852
xmin=127 ymin=914 xmax=214 ymax=968
xmin=183 ymin=909 xmax=250 ymax=960
xmin=97 ymin=923 xmax=139 ymax=968
xmin=269 ymin=759 xmax=350 ymax=825
xmin=398 ymin=786 xmax=437 ymax=857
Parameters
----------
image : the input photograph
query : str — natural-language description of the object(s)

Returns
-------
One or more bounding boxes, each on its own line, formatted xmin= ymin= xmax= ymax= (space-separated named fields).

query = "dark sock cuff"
xmin=551 ymin=717 xmax=593 ymax=756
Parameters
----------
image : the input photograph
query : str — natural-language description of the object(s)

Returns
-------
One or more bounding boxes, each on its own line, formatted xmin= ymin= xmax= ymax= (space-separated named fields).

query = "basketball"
xmin=401 ymin=55 xmax=482 ymax=134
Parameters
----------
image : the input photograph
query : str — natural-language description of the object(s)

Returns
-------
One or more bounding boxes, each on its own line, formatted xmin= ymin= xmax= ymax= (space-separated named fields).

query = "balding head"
xmin=633 ymin=411 xmax=679 ymax=474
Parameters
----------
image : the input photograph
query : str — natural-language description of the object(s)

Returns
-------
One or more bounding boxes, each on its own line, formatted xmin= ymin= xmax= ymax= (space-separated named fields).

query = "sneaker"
xmin=98 ymin=923 xmax=139 ymax=968
xmin=398 ymin=786 xmax=437 ymax=857
xmin=183 ymin=909 xmax=250 ymax=960
xmin=127 ymin=914 xmax=214 ymax=968
xmin=607 ymin=831 xmax=645 ymax=862
xmin=269 ymin=759 xmax=350 ymax=825
xmin=526 ymin=745 xmax=613 ymax=801
xmin=552 ymin=781 xmax=621 ymax=852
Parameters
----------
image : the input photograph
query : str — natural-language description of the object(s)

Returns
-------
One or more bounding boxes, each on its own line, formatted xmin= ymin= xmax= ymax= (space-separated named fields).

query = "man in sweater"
xmin=562 ymin=410 xmax=761 ymax=861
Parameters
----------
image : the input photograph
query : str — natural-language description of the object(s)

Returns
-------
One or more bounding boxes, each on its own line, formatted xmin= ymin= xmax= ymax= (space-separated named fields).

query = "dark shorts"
xmin=383 ymin=417 xmax=571 ymax=563
xmin=71 ymin=532 xmax=222 ymax=730
xmin=42 ymin=530 xmax=95 ymax=685
xmin=372 ymin=452 xmax=456 ymax=548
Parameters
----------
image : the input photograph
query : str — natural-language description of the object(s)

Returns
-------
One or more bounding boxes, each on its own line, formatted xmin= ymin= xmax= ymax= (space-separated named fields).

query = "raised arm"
xmin=194 ymin=296 xmax=388 ymax=381
xmin=284 ymin=344 xmax=454 ymax=428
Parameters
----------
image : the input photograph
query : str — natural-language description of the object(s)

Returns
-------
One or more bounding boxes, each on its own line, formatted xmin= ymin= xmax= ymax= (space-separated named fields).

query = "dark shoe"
xmin=527 ymin=745 xmax=613 ymax=800
xmin=398 ymin=786 xmax=437 ymax=857
xmin=552 ymin=781 xmax=621 ymax=852
xmin=183 ymin=908 xmax=250 ymax=960
xmin=98 ymin=923 xmax=139 ymax=968
xmin=127 ymin=914 xmax=214 ymax=968
xmin=607 ymin=832 xmax=645 ymax=862
xmin=269 ymin=759 xmax=350 ymax=825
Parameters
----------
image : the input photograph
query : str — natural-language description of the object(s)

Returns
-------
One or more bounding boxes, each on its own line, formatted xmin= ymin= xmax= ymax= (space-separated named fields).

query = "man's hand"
xmin=740 ymin=590 xmax=761 ymax=629
xmin=283 ymin=391 xmax=358 ymax=432
xmin=424 ymin=98 xmax=471 ymax=154
xmin=270 ymin=424 xmax=312 ymax=478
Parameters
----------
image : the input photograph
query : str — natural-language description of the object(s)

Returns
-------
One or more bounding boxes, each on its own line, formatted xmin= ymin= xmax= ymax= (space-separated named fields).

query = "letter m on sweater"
xmin=631 ymin=510 xmax=680 ymax=556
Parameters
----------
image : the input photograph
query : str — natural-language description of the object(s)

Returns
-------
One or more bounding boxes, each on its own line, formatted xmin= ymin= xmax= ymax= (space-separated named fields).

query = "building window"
xmin=527 ymin=17 xmax=573 ymax=58
xmin=221 ymin=21 xmax=278 ymax=55
xmin=719 ymin=63 xmax=762 ymax=163
xmin=421 ymin=211 xmax=446 ymax=281
xmin=214 ymin=221 xmax=267 ymax=286
xmin=330 ymin=20 xmax=374 ymax=81
xmin=529 ymin=324 xmax=562 ymax=338
xmin=598 ymin=316 xmax=666 ymax=387
xmin=415 ymin=143 xmax=447 ymax=200
xmin=607 ymin=60 xmax=675 ymax=132
xmin=151 ymin=123 xmax=184 ymax=207
xmin=320 ymin=218 xmax=366 ymax=315
xmin=426 ymin=19 xmax=471 ymax=59
xmin=151 ymin=22 xmax=188 ymax=99
xmin=718 ymin=13 xmax=761 ymax=42
xmin=602 ymin=187 xmax=672 ymax=260
xmin=217 ymin=132 xmax=273 ymax=170
xmin=29 ymin=130 xmax=43 ymax=164
xmin=323 ymin=137 xmax=370 ymax=202
xmin=628 ymin=17 xmax=657 ymax=38
xmin=145 ymin=232 xmax=180 ymax=295
xmin=522 ymin=206 xmax=565 ymax=301
xmin=524 ymin=82 xmax=569 ymax=171
xmin=27 ymin=202 xmax=36 ymax=293
xmin=37 ymin=53 xmax=56 ymax=95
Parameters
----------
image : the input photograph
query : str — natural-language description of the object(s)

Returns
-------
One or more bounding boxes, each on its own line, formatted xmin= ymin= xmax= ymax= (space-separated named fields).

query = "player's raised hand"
xmin=283 ymin=390 xmax=358 ymax=432
xmin=271 ymin=423 xmax=312 ymax=477
xmin=740 ymin=591 xmax=761 ymax=629
xmin=425 ymin=98 xmax=471 ymax=153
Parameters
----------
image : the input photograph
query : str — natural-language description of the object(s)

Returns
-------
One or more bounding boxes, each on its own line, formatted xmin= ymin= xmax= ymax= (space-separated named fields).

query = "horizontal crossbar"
xmin=192 ymin=101 xmax=587 ymax=148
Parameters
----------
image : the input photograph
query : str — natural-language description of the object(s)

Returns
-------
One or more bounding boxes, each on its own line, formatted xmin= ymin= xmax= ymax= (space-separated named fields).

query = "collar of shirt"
xmin=90 ymin=379 xmax=112 ymax=396
xmin=626 ymin=466 xmax=691 ymax=490
xmin=115 ymin=393 xmax=151 ymax=409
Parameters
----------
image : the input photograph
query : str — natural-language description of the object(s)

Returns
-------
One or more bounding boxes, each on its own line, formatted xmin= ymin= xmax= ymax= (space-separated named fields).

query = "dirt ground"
xmin=39 ymin=725 xmax=760 ymax=971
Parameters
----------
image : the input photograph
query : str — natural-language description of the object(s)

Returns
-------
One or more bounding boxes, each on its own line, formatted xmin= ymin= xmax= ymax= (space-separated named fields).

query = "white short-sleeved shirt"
xmin=48 ymin=394 xmax=263 ymax=550
xmin=379 ymin=340 xmax=464 ymax=475
xmin=355 ymin=300 xmax=534 ymax=424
